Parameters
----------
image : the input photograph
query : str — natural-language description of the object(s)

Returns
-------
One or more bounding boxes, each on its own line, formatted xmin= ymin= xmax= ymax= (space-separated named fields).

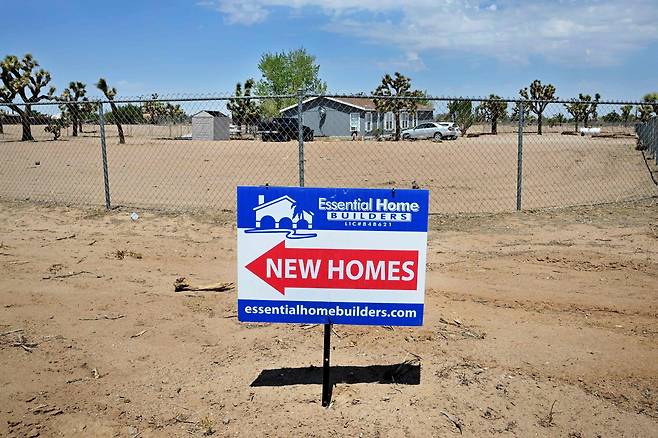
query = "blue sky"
xmin=2 ymin=0 xmax=657 ymax=101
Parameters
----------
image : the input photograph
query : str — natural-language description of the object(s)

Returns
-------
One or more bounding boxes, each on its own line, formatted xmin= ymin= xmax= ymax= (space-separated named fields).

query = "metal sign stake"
xmin=322 ymin=323 xmax=332 ymax=407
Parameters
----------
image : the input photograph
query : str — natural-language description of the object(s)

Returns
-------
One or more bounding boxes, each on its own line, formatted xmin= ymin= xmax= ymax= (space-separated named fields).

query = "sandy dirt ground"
xmin=1 ymin=124 xmax=656 ymax=214
xmin=1 ymin=198 xmax=657 ymax=437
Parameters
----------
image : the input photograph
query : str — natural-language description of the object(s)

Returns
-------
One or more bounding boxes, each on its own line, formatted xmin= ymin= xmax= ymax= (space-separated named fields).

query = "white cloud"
xmin=376 ymin=51 xmax=426 ymax=72
xmin=198 ymin=0 xmax=269 ymax=24
xmin=199 ymin=0 xmax=658 ymax=66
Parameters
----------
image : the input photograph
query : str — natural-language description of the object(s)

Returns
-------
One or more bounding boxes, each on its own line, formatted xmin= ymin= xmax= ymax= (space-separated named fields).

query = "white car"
xmin=401 ymin=122 xmax=460 ymax=140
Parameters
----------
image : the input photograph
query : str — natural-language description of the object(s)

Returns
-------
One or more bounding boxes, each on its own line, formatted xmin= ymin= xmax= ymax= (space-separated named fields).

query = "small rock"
xmin=27 ymin=429 xmax=40 ymax=438
xmin=223 ymin=417 xmax=231 ymax=425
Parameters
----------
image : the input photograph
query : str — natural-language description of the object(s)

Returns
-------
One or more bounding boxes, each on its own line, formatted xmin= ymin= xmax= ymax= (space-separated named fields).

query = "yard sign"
xmin=237 ymin=186 xmax=429 ymax=326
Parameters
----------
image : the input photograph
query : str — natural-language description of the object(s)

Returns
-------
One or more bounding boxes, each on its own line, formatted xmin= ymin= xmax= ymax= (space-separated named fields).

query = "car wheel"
xmin=433 ymin=132 xmax=443 ymax=140
xmin=402 ymin=133 xmax=410 ymax=140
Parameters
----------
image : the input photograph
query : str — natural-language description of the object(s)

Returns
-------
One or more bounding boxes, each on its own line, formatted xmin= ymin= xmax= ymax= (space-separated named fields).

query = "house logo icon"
xmin=245 ymin=194 xmax=317 ymax=239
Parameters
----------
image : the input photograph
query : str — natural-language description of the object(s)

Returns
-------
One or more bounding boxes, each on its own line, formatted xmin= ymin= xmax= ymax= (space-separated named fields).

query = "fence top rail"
xmin=0 ymin=93 xmax=651 ymax=107
xmin=0 ymin=94 xmax=300 ymax=107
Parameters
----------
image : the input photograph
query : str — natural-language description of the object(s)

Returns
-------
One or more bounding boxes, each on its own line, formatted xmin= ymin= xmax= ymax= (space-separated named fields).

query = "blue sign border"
xmin=237 ymin=185 xmax=429 ymax=233
xmin=238 ymin=300 xmax=424 ymax=326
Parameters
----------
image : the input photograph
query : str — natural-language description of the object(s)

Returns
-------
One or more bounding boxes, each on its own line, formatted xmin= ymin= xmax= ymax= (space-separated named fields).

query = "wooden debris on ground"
xmin=539 ymin=400 xmax=558 ymax=427
xmin=42 ymin=270 xmax=92 ymax=280
xmin=79 ymin=314 xmax=125 ymax=321
xmin=41 ymin=234 xmax=77 ymax=247
xmin=1 ymin=328 xmax=24 ymax=336
xmin=174 ymin=277 xmax=234 ymax=292
xmin=440 ymin=410 xmax=464 ymax=434
xmin=130 ymin=329 xmax=148 ymax=338
xmin=55 ymin=234 xmax=76 ymax=241
xmin=12 ymin=333 xmax=38 ymax=352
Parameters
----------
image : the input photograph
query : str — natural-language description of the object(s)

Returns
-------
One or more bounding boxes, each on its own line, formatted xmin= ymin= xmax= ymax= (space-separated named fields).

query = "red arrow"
xmin=245 ymin=240 xmax=419 ymax=295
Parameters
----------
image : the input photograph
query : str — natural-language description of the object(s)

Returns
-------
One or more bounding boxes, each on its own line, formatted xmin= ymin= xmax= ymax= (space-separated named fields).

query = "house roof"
xmin=253 ymin=195 xmax=314 ymax=215
xmin=192 ymin=110 xmax=228 ymax=118
xmin=279 ymin=96 xmax=434 ymax=113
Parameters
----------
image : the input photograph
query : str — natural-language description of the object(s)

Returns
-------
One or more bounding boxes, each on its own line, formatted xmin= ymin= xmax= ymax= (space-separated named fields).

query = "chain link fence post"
xmin=297 ymin=89 xmax=305 ymax=188
xmin=651 ymin=117 xmax=658 ymax=166
xmin=98 ymin=102 xmax=111 ymax=209
xmin=516 ymin=101 xmax=524 ymax=211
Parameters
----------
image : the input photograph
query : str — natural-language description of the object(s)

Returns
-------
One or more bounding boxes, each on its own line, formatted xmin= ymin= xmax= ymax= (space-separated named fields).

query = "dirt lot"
xmin=1 ymin=198 xmax=657 ymax=437
xmin=1 ymin=124 xmax=656 ymax=214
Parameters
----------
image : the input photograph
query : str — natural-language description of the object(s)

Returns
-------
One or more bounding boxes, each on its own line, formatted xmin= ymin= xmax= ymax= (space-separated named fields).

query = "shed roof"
xmin=192 ymin=110 xmax=229 ymax=118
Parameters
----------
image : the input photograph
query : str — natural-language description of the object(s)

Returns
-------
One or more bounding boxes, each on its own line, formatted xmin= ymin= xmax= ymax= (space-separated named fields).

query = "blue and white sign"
xmin=237 ymin=186 xmax=429 ymax=326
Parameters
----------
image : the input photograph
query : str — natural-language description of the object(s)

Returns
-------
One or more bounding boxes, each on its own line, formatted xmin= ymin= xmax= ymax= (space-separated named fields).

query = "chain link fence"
xmin=1 ymin=94 xmax=656 ymax=214
xmin=637 ymin=116 xmax=658 ymax=167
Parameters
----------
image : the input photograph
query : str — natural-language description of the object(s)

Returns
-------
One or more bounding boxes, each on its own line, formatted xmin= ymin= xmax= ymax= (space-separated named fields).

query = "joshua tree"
xmin=643 ymin=92 xmax=658 ymax=113
xmin=620 ymin=104 xmax=633 ymax=126
xmin=447 ymin=100 xmax=475 ymax=135
xmin=372 ymin=72 xmax=425 ymax=140
xmin=638 ymin=92 xmax=658 ymax=121
xmin=143 ymin=93 xmax=165 ymax=124
xmin=601 ymin=111 xmax=622 ymax=123
xmin=227 ymin=79 xmax=261 ymax=134
xmin=164 ymin=103 xmax=186 ymax=123
xmin=547 ymin=113 xmax=567 ymax=127
xmin=510 ymin=102 xmax=531 ymax=123
xmin=78 ymin=99 xmax=99 ymax=129
xmin=581 ymin=93 xmax=600 ymax=127
xmin=59 ymin=81 xmax=87 ymax=136
xmin=519 ymin=80 xmax=557 ymax=135
xmin=564 ymin=94 xmax=599 ymax=132
xmin=0 ymin=108 xmax=5 ymax=134
xmin=478 ymin=94 xmax=507 ymax=135
xmin=96 ymin=78 xmax=125 ymax=144
xmin=44 ymin=115 xmax=70 ymax=140
xmin=0 ymin=54 xmax=56 ymax=141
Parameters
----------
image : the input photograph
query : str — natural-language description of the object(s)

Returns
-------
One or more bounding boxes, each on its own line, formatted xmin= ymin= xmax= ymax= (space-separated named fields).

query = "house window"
xmin=400 ymin=111 xmax=409 ymax=129
xmin=365 ymin=112 xmax=373 ymax=132
xmin=350 ymin=113 xmax=360 ymax=132
xmin=384 ymin=112 xmax=394 ymax=131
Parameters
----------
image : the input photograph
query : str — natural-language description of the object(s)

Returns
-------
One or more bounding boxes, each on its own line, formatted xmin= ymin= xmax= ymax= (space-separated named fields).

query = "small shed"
xmin=191 ymin=111 xmax=230 ymax=140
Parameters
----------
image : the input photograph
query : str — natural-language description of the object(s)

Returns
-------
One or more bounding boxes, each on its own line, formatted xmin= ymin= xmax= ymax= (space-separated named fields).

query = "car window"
xmin=416 ymin=124 xmax=428 ymax=129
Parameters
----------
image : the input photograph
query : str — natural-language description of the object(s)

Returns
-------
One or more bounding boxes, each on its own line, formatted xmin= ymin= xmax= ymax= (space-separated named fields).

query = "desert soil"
xmin=1 ymin=124 xmax=656 ymax=214
xmin=1 ymin=198 xmax=657 ymax=437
